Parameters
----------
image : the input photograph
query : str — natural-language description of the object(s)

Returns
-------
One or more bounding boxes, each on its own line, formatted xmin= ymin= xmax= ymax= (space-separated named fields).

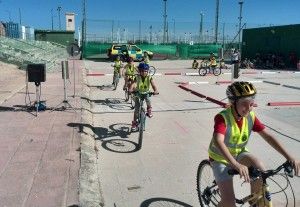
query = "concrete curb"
xmin=79 ymin=65 xmax=104 ymax=207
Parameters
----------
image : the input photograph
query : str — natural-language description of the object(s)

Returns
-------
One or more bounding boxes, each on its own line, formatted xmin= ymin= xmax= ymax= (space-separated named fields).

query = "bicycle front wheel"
xmin=199 ymin=68 xmax=207 ymax=76
xmin=213 ymin=68 xmax=221 ymax=76
xmin=130 ymin=93 xmax=135 ymax=109
xmin=149 ymin=66 xmax=156 ymax=76
xmin=138 ymin=109 xmax=146 ymax=140
xmin=197 ymin=159 xmax=220 ymax=207
xmin=124 ymin=89 xmax=129 ymax=102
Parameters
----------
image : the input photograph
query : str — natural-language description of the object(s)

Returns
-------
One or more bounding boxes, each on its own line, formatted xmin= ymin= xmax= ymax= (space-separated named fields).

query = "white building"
xmin=65 ymin=13 xmax=75 ymax=31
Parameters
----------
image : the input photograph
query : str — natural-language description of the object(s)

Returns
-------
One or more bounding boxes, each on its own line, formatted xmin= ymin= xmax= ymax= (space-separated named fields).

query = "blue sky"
xmin=1 ymin=0 xmax=300 ymax=35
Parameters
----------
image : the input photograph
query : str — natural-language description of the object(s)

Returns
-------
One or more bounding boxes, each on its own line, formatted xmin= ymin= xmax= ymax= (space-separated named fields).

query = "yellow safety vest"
xmin=114 ymin=60 xmax=122 ymax=72
xmin=125 ymin=64 xmax=136 ymax=76
xmin=136 ymin=75 xmax=152 ymax=93
xmin=208 ymin=107 xmax=255 ymax=164
xmin=210 ymin=57 xmax=217 ymax=66
xmin=144 ymin=56 xmax=150 ymax=64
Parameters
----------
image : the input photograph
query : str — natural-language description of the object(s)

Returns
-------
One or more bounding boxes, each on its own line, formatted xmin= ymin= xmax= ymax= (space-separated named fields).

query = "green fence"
xmin=82 ymin=42 xmax=222 ymax=60
xmin=35 ymin=30 xmax=75 ymax=46
xmin=242 ymin=24 xmax=300 ymax=62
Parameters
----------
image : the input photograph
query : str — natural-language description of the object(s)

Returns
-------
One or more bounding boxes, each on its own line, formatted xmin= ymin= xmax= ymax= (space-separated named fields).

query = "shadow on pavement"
xmin=81 ymin=97 xmax=133 ymax=111
xmin=97 ymin=84 xmax=114 ymax=91
xmin=95 ymin=123 xmax=143 ymax=153
xmin=140 ymin=197 xmax=193 ymax=207
xmin=68 ymin=122 xmax=142 ymax=153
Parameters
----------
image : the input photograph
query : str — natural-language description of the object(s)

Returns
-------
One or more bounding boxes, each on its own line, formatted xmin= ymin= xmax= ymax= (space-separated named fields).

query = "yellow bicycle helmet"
xmin=226 ymin=81 xmax=257 ymax=101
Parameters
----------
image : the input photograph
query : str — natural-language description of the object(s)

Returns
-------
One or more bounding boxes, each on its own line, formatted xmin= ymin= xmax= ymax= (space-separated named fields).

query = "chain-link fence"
xmin=84 ymin=19 xmax=248 ymax=45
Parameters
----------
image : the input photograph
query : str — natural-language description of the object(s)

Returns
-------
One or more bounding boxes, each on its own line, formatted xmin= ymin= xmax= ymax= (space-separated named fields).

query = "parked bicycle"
xmin=132 ymin=91 xmax=157 ymax=140
xmin=197 ymin=159 xmax=297 ymax=207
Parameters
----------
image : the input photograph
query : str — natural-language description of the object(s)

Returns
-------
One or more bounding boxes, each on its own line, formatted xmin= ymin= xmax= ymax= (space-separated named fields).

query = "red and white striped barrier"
xmin=178 ymin=84 xmax=228 ymax=108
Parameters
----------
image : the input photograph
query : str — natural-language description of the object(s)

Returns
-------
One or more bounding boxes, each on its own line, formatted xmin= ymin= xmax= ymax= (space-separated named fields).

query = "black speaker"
xmin=27 ymin=64 xmax=46 ymax=83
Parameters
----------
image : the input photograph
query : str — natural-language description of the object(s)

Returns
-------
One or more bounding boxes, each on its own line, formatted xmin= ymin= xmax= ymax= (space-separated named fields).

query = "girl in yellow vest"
xmin=208 ymin=81 xmax=300 ymax=207
xmin=129 ymin=62 xmax=159 ymax=131
xmin=209 ymin=53 xmax=217 ymax=68
xmin=112 ymin=56 xmax=123 ymax=87
xmin=122 ymin=57 xmax=137 ymax=91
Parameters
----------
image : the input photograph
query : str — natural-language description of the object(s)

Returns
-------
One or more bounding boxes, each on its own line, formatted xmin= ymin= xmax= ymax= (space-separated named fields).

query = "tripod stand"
xmin=52 ymin=61 xmax=76 ymax=112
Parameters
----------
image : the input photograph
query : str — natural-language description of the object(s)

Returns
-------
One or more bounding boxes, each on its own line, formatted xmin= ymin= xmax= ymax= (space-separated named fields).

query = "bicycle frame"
xmin=237 ymin=183 xmax=272 ymax=207
xmin=135 ymin=94 xmax=147 ymax=140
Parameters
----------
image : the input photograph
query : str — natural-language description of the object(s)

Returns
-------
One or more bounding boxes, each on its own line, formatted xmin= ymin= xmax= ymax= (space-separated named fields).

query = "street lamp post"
xmin=51 ymin=9 xmax=54 ymax=30
xmin=172 ymin=19 xmax=175 ymax=43
xmin=163 ymin=0 xmax=167 ymax=44
xmin=57 ymin=6 xmax=62 ymax=30
xmin=199 ymin=12 xmax=203 ymax=43
xmin=238 ymin=0 xmax=244 ymax=52
xmin=214 ymin=0 xmax=220 ymax=44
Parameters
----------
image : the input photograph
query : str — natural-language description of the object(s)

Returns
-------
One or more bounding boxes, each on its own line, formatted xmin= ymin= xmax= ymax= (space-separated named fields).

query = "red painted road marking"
xmin=164 ymin=72 xmax=181 ymax=75
xmin=174 ymin=120 xmax=189 ymax=134
xmin=178 ymin=84 xmax=228 ymax=108
xmin=267 ymin=102 xmax=300 ymax=106
xmin=87 ymin=73 xmax=105 ymax=76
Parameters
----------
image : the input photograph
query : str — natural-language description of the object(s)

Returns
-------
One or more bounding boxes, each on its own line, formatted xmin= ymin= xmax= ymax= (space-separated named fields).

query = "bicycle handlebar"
xmin=228 ymin=161 xmax=294 ymax=180
xmin=132 ymin=91 xmax=159 ymax=96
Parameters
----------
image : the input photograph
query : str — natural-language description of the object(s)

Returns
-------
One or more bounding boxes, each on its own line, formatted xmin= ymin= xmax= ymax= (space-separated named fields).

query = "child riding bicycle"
xmin=112 ymin=56 xmax=123 ymax=86
xmin=210 ymin=53 xmax=217 ymax=67
xmin=143 ymin=51 xmax=150 ymax=64
xmin=192 ymin=59 xmax=199 ymax=69
xmin=123 ymin=57 xmax=137 ymax=91
xmin=129 ymin=62 xmax=159 ymax=131
xmin=208 ymin=81 xmax=300 ymax=207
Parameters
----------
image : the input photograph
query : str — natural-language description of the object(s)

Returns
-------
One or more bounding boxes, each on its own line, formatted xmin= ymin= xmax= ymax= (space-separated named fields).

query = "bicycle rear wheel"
xmin=149 ymin=66 xmax=156 ymax=76
xmin=199 ymin=68 xmax=207 ymax=76
xmin=213 ymin=68 xmax=221 ymax=76
xmin=197 ymin=159 xmax=220 ymax=207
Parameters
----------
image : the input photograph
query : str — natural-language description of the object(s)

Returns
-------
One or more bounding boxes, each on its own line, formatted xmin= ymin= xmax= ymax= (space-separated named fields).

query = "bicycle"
xmin=198 ymin=65 xmax=221 ymax=76
xmin=197 ymin=159 xmax=297 ymax=207
xmin=132 ymin=91 xmax=157 ymax=140
xmin=123 ymin=74 xmax=137 ymax=109
xmin=111 ymin=63 xmax=123 ymax=90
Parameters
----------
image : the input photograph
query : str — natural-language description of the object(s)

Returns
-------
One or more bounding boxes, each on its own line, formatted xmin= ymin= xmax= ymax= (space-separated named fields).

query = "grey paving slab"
xmin=0 ymin=60 xmax=82 ymax=207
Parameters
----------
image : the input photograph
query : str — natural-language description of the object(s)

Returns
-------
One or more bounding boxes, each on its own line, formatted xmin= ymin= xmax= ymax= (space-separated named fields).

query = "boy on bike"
xmin=143 ymin=51 xmax=150 ymax=64
xmin=209 ymin=53 xmax=217 ymax=69
xmin=112 ymin=56 xmax=122 ymax=87
xmin=123 ymin=57 xmax=137 ymax=91
xmin=208 ymin=81 xmax=300 ymax=207
xmin=129 ymin=62 xmax=159 ymax=131
xmin=192 ymin=59 xmax=199 ymax=69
